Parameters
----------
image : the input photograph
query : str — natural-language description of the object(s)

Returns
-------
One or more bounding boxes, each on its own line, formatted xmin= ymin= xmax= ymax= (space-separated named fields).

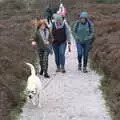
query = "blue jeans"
xmin=53 ymin=42 xmax=67 ymax=68
xmin=76 ymin=42 xmax=90 ymax=68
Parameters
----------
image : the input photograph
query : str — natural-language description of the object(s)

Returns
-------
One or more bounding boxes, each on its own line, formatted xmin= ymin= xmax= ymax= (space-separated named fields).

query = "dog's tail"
xmin=26 ymin=62 xmax=36 ymax=75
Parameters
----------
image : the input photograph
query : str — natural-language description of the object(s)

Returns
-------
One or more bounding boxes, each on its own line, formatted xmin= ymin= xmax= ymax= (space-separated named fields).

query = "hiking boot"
xmin=83 ymin=67 xmax=88 ymax=73
xmin=56 ymin=66 xmax=61 ymax=72
xmin=44 ymin=73 xmax=50 ymax=78
xmin=40 ymin=70 xmax=43 ymax=75
xmin=61 ymin=67 xmax=66 ymax=73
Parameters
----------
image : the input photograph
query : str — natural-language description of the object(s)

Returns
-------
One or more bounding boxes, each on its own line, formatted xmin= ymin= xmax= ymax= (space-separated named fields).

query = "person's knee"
xmin=77 ymin=48 xmax=83 ymax=57
xmin=78 ymin=51 xmax=82 ymax=57
xmin=59 ymin=51 xmax=65 ymax=57
xmin=84 ymin=50 xmax=89 ymax=58
xmin=59 ymin=48 xmax=66 ymax=57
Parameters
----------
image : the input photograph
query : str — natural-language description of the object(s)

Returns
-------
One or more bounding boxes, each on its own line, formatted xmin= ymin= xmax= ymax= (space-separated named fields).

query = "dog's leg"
xmin=27 ymin=96 xmax=30 ymax=103
xmin=31 ymin=97 xmax=36 ymax=106
xmin=38 ymin=92 xmax=42 ymax=108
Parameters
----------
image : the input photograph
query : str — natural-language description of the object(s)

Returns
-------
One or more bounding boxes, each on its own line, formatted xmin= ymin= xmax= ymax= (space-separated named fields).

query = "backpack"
xmin=75 ymin=20 xmax=93 ymax=34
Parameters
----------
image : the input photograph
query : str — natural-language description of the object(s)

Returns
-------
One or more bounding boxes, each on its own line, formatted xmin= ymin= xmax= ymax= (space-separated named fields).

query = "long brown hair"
xmin=37 ymin=19 xmax=50 ymax=31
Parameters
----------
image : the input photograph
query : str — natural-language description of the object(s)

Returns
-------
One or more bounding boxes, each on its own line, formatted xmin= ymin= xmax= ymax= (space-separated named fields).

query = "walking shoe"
xmin=83 ymin=67 xmax=88 ymax=73
xmin=61 ymin=67 xmax=66 ymax=73
xmin=44 ymin=73 xmax=50 ymax=78
xmin=40 ymin=70 xmax=43 ymax=75
xmin=56 ymin=67 xmax=61 ymax=72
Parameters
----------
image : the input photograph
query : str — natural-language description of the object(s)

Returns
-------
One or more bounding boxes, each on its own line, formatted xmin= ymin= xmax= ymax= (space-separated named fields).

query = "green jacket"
xmin=72 ymin=20 xmax=94 ymax=44
xmin=33 ymin=29 xmax=52 ymax=51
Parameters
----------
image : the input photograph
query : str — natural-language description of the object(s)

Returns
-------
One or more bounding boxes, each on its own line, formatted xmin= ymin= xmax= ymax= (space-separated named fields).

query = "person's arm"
xmin=31 ymin=30 xmax=38 ymax=46
xmin=64 ymin=20 xmax=72 ymax=52
xmin=65 ymin=20 xmax=71 ymax=44
xmin=48 ymin=33 xmax=53 ymax=44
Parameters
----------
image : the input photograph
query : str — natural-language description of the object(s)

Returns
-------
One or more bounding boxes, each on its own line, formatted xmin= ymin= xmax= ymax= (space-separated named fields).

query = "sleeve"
xmin=64 ymin=20 xmax=72 ymax=44
xmin=29 ymin=27 xmax=37 ymax=42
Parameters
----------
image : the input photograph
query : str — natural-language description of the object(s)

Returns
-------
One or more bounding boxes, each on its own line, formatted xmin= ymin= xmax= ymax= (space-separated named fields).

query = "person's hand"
xmin=68 ymin=43 xmax=71 ymax=52
xmin=32 ymin=41 xmax=36 ymax=46
xmin=45 ymin=41 xmax=50 ymax=45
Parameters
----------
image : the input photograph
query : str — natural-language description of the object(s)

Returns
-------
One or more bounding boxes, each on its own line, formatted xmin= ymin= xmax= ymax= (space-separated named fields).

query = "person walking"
xmin=73 ymin=12 xmax=95 ymax=73
xmin=57 ymin=3 xmax=72 ymax=52
xmin=32 ymin=19 xmax=52 ymax=78
xmin=52 ymin=14 xmax=71 ymax=73
xmin=44 ymin=6 xmax=53 ymax=24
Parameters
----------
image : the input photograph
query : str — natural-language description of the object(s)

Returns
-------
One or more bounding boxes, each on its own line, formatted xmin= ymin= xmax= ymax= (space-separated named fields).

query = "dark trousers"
xmin=53 ymin=42 xmax=67 ymax=68
xmin=39 ymin=49 xmax=49 ymax=73
xmin=76 ymin=42 xmax=90 ymax=68
xmin=47 ymin=16 xmax=52 ymax=24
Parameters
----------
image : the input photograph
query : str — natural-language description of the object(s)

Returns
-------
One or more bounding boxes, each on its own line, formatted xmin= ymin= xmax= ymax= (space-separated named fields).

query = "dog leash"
xmin=42 ymin=73 xmax=57 ymax=90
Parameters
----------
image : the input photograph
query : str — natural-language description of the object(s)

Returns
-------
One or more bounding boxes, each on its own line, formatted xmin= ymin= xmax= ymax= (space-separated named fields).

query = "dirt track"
xmin=20 ymin=41 xmax=111 ymax=120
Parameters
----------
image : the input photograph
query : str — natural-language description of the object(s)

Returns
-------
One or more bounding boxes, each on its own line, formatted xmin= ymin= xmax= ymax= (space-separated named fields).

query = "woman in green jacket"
xmin=73 ymin=12 xmax=95 ymax=73
xmin=32 ymin=20 xmax=52 ymax=78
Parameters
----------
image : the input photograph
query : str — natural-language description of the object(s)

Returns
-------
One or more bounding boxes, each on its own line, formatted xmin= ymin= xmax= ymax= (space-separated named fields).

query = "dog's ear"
xmin=25 ymin=62 xmax=30 ymax=67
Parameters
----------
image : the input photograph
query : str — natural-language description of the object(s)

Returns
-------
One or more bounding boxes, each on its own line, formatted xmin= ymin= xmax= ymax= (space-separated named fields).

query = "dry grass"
xmin=96 ymin=0 xmax=120 ymax=3
xmin=0 ymin=0 xmax=38 ymax=119
xmin=91 ymin=18 xmax=120 ymax=120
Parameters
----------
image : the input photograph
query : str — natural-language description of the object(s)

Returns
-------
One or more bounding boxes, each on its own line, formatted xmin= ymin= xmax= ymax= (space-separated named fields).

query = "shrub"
xmin=0 ymin=0 xmax=26 ymax=11
xmin=96 ymin=0 xmax=120 ymax=3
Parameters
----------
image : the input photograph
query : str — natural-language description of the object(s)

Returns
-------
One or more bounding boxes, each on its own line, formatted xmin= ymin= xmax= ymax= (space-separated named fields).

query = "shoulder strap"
xmin=87 ymin=20 xmax=92 ymax=33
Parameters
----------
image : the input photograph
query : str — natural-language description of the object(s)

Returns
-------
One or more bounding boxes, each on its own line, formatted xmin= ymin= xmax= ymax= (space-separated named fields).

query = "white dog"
xmin=25 ymin=62 xmax=43 ymax=108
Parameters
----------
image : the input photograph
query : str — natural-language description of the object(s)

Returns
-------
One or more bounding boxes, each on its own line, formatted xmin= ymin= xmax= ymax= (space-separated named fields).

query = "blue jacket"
xmin=73 ymin=20 xmax=94 ymax=44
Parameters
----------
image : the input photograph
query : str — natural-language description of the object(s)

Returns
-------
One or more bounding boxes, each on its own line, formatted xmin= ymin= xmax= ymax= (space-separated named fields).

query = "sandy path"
xmin=20 ymin=40 xmax=111 ymax=120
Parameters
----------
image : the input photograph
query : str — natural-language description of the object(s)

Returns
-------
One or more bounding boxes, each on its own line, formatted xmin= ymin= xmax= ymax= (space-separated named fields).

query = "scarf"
xmin=55 ymin=21 xmax=64 ymax=29
xmin=39 ymin=28 xmax=49 ymax=43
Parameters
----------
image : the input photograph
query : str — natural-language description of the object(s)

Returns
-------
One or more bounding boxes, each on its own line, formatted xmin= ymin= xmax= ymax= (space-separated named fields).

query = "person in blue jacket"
xmin=73 ymin=12 xmax=95 ymax=73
